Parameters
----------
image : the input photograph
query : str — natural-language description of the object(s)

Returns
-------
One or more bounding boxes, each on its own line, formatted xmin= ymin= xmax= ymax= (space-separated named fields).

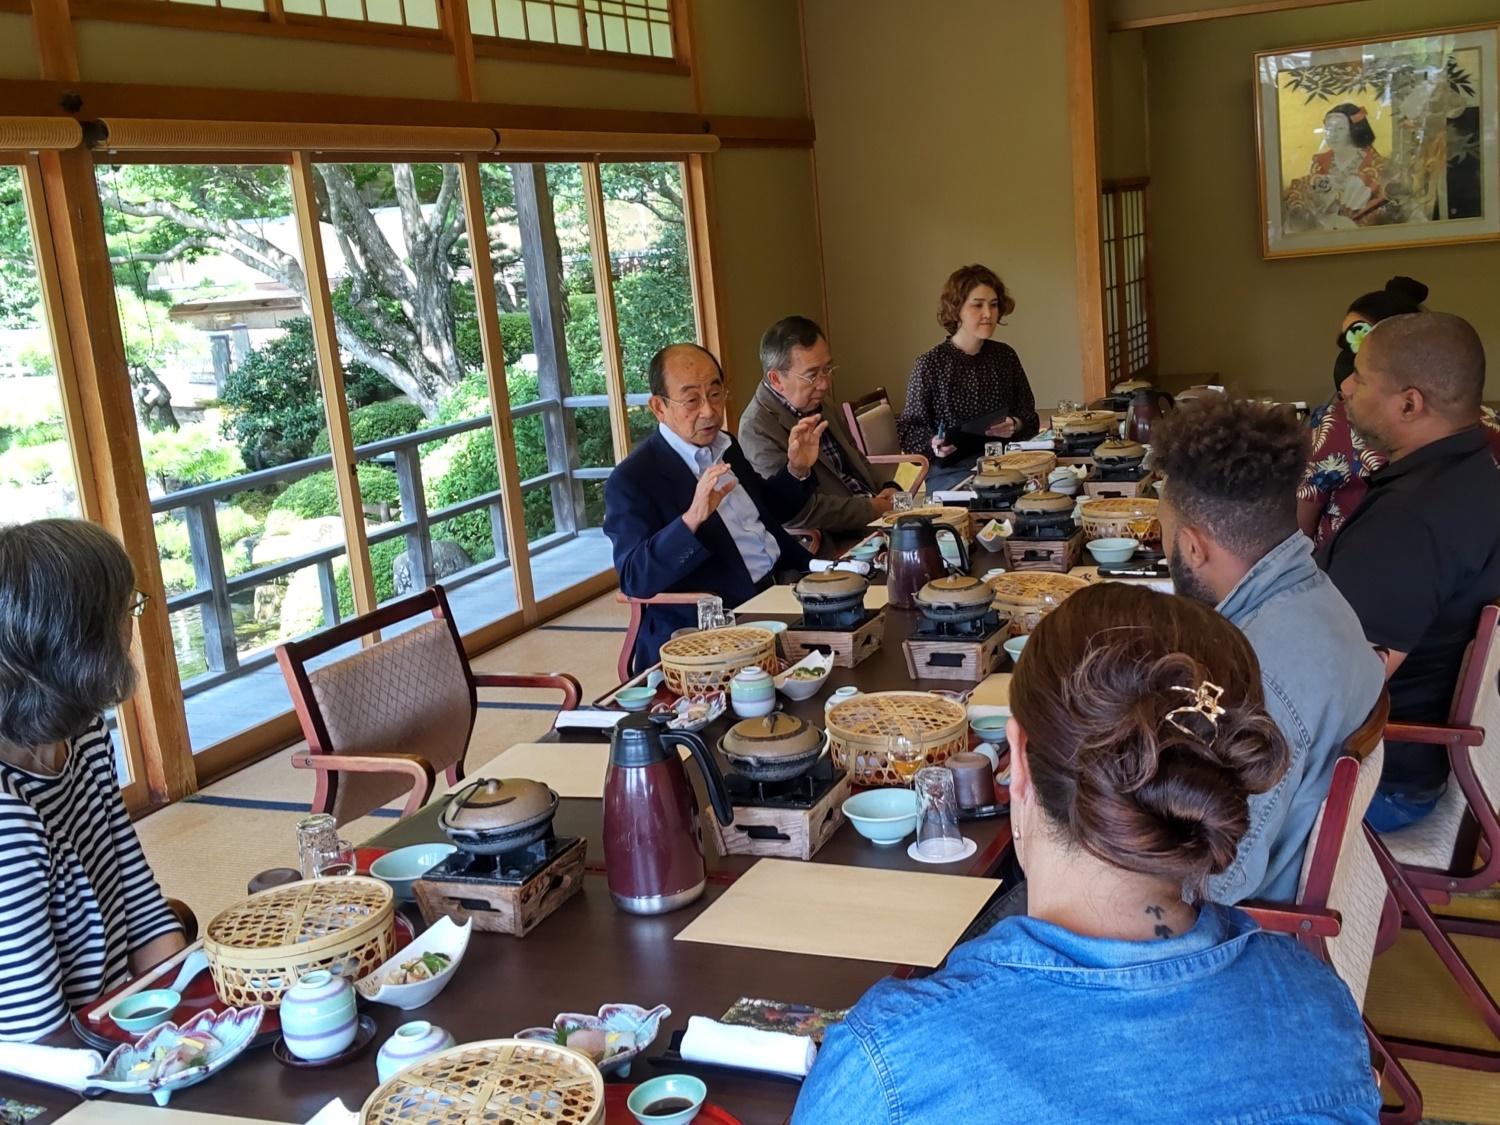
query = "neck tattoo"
xmin=1145 ymin=904 xmax=1173 ymax=939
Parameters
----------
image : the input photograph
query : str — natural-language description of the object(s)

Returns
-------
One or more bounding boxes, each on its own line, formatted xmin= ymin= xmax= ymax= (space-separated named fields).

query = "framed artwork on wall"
xmin=1255 ymin=25 xmax=1500 ymax=259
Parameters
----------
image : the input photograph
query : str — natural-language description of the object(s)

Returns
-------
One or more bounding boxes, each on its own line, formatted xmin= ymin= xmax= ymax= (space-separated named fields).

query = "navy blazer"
xmin=604 ymin=429 xmax=815 ymax=671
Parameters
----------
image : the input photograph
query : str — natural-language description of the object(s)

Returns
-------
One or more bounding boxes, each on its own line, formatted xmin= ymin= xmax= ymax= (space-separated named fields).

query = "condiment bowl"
xmin=615 ymin=687 xmax=658 ymax=712
xmin=110 ymin=989 xmax=182 ymax=1035
xmin=1085 ymin=537 xmax=1139 ymax=565
xmin=969 ymin=714 xmax=1009 ymax=744
xmin=842 ymin=789 xmax=920 ymax=846
xmin=356 ymin=916 xmax=471 ymax=1010
xmin=742 ymin=619 xmax=789 ymax=636
xmin=370 ymin=843 xmax=456 ymax=903
xmin=627 ymin=1073 xmax=708 ymax=1125
xmin=774 ymin=653 xmax=833 ymax=701
xmin=847 ymin=540 xmax=881 ymax=561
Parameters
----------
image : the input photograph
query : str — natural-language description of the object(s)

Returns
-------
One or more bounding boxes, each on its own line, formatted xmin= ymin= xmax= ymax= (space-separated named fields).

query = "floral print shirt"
xmin=1299 ymin=401 xmax=1500 ymax=546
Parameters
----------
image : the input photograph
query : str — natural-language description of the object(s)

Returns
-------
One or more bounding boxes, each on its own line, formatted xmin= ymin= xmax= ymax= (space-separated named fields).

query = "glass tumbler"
xmin=312 ymin=837 xmax=356 ymax=878
xmin=892 ymin=491 xmax=915 ymax=513
xmin=697 ymin=596 xmax=725 ymax=632
xmin=295 ymin=813 xmax=338 ymax=880
xmin=913 ymin=767 xmax=967 ymax=860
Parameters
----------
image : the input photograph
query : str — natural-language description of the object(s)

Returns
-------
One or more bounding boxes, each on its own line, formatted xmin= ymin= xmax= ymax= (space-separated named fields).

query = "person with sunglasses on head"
xmin=0 ymin=519 xmax=185 ymax=1042
xmin=738 ymin=316 xmax=900 ymax=535
xmin=603 ymin=343 xmax=825 ymax=672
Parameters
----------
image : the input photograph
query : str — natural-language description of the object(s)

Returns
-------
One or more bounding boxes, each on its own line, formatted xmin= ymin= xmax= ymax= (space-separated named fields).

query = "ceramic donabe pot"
xmin=280 ymin=970 xmax=358 ymax=1062
xmin=376 ymin=1021 xmax=456 ymax=1082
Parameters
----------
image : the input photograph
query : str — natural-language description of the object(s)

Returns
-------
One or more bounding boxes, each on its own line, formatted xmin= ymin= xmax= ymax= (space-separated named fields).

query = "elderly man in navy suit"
xmin=605 ymin=342 xmax=826 ymax=672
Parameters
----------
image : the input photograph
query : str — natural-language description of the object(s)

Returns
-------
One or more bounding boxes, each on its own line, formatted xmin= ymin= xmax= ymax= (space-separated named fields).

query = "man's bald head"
xmin=648 ymin=342 xmax=723 ymax=398
xmin=1361 ymin=311 xmax=1485 ymax=420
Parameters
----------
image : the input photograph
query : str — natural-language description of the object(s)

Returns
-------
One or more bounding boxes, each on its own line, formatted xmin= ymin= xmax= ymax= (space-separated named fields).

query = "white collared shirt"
xmin=658 ymin=425 xmax=780 ymax=582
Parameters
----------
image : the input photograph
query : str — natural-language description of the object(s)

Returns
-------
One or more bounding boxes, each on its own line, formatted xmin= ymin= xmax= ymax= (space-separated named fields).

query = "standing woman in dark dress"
xmin=898 ymin=264 xmax=1040 ymax=491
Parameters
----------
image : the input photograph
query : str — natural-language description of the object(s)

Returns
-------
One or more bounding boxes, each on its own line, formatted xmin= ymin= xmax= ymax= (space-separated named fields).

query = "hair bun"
xmin=1386 ymin=276 xmax=1429 ymax=304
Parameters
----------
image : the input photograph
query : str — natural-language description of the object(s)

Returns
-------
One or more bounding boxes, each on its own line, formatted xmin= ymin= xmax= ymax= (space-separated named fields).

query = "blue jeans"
xmin=1365 ymin=786 xmax=1443 ymax=833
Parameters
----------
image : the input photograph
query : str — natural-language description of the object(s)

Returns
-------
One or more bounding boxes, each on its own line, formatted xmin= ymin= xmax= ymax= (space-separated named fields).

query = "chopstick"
xmin=83 ymin=938 xmax=205 ymax=1024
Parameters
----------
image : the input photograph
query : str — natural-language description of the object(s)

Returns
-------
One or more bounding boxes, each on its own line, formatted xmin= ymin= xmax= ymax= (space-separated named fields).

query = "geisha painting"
xmin=1257 ymin=28 xmax=1500 ymax=257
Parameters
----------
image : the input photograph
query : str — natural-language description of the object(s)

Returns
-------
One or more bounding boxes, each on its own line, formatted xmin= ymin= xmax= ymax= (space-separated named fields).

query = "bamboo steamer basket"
xmin=1080 ymin=497 xmax=1161 ymax=546
xmin=659 ymin=626 xmax=778 ymax=695
xmin=869 ymin=505 xmax=971 ymax=542
xmin=826 ymin=691 xmax=969 ymax=787
xmin=361 ymin=1039 xmax=604 ymax=1125
xmin=994 ymin=450 xmax=1057 ymax=490
xmin=204 ymin=876 xmax=395 ymax=1008
xmin=1051 ymin=409 xmax=1118 ymax=430
xmin=987 ymin=572 xmax=1092 ymax=636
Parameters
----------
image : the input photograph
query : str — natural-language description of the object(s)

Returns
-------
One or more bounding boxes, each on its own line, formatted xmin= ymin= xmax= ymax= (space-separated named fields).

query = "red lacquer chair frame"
xmin=842 ymin=387 xmax=930 ymax=492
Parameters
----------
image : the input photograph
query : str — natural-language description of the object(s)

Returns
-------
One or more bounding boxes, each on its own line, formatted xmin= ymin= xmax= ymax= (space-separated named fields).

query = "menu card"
xmin=675 ymin=859 xmax=998 ymax=968
xmin=733 ymin=585 xmax=889 ymax=616
xmin=487 ymin=742 xmax=609 ymax=799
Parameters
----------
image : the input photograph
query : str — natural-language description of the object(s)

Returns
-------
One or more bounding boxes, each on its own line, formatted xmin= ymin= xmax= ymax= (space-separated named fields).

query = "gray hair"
xmin=0 ymin=519 xmax=138 ymax=746
xmin=759 ymin=316 xmax=825 ymax=377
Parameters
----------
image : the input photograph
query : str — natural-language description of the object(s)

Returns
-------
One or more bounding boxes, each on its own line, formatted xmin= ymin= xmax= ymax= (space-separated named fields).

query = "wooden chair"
xmin=276 ymin=585 xmax=582 ymax=827
xmin=842 ymin=387 xmax=930 ymax=492
xmin=1365 ymin=602 xmax=1500 ymax=1074
xmin=617 ymin=591 xmax=705 ymax=684
xmin=1239 ymin=692 xmax=1421 ymax=1123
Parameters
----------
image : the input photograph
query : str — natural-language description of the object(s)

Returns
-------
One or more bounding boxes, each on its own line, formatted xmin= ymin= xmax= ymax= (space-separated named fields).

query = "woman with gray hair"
xmin=0 ymin=519 xmax=184 ymax=1041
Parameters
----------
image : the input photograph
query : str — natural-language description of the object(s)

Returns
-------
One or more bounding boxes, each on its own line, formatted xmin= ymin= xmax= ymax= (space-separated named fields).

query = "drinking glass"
xmin=913 ymin=767 xmax=966 ymax=860
xmin=892 ymin=491 xmax=915 ymax=513
xmin=717 ymin=609 xmax=736 ymax=630
xmin=312 ymin=838 xmax=356 ymax=878
xmin=983 ymin=441 xmax=1005 ymax=459
xmin=886 ymin=727 xmax=923 ymax=786
xmin=295 ymin=813 xmax=338 ymax=880
xmin=697 ymin=596 xmax=725 ymax=632
xmin=1127 ymin=504 xmax=1156 ymax=545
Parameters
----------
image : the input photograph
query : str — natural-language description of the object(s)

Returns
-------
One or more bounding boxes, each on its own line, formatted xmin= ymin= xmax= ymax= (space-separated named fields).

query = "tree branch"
xmin=109 ymin=237 xmax=211 ymax=266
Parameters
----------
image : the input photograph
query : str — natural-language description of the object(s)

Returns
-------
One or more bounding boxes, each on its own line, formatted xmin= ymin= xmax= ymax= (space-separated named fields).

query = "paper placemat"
xmin=733 ymin=585 xmax=889 ymax=616
xmin=969 ymin=672 xmax=1012 ymax=709
xmin=675 ymin=859 xmax=998 ymax=968
xmin=56 ymin=1106 xmax=294 ymax=1125
xmin=490 ymin=742 xmax=609 ymax=798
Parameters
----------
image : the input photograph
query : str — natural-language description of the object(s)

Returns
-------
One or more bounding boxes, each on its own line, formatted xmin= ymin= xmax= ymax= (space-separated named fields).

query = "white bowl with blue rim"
xmin=1085 ymin=537 xmax=1139 ymax=565
xmin=370 ymin=843 xmax=456 ymax=903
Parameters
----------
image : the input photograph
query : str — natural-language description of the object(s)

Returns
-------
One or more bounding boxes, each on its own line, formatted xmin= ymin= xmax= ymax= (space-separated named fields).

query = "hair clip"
xmin=1165 ymin=681 xmax=1226 ymax=738
xmin=1349 ymin=108 xmax=1368 ymax=123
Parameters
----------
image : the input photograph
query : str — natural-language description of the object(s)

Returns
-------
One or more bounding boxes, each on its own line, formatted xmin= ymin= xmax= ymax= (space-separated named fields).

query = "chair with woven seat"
xmin=842 ymin=387 xmax=930 ymax=492
xmin=276 ymin=584 xmax=582 ymax=827
xmin=1239 ymin=691 xmax=1421 ymax=1122
xmin=1364 ymin=601 xmax=1500 ymax=1074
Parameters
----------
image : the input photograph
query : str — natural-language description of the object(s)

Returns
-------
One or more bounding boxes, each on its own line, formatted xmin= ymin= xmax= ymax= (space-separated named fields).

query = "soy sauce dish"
xmin=626 ymin=1074 xmax=707 ymax=1125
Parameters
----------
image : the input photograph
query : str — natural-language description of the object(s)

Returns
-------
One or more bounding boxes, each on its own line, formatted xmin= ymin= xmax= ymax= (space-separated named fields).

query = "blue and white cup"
xmin=376 ymin=1020 xmax=456 ymax=1082
xmin=730 ymin=667 xmax=776 ymax=719
xmin=280 ymin=970 xmax=358 ymax=1062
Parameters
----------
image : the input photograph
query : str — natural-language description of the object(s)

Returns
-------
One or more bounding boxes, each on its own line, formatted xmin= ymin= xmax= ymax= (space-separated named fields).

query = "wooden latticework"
xmin=988 ymin=572 xmax=1092 ymax=635
xmin=361 ymin=1039 xmax=604 ymax=1125
xmin=868 ymin=506 xmax=971 ymax=540
xmin=659 ymin=627 xmax=778 ymax=695
xmin=826 ymin=691 xmax=968 ymax=787
xmin=204 ymin=876 xmax=395 ymax=1009
xmin=1051 ymin=410 xmax=1118 ymax=429
xmin=1080 ymin=497 xmax=1160 ymax=545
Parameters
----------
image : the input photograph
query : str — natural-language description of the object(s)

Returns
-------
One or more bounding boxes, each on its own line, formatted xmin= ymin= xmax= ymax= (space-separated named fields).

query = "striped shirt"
xmin=0 ymin=718 xmax=181 ymax=1041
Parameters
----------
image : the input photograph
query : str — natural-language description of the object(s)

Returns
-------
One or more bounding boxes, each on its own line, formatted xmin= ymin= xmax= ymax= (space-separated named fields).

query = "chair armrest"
xmin=290 ymin=752 xmax=437 ymax=820
xmin=166 ymin=898 xmax=199 ymax=944
xmin=787 ymin=528 xmax=823 ymax=555
xmin=614 ymin=591 xmax=714 ymax=684
xmin=1239 ymin=902 xmax=1342 ymax=938
xmin=868 ymin=453 xmax=929 ymax=492
xmin=1384 ymin=721 xmax=1484 ymax=747
xmin=472 ymin=672 xmax=582 ymax=710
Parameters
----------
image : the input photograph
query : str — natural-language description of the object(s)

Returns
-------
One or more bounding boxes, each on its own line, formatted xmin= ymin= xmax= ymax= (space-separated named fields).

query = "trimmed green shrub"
xmin=272 ymin=463 xmax=400 ymax=520
xmin=312 ymin=400 xmax=426 ymax=455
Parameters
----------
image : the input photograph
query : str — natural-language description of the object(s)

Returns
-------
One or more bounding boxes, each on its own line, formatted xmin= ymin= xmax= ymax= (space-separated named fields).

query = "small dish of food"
xmin=773 ymin=653 xmax=833 ymax=701
xmin=516 ymin=1003 xmax=671 ymax=1078
xmin=89 ymin=1006 xmax=264 ymax=1106
xmin=652 ymin=691 xmax=726 ymax=733
xmin=356 ymin=916 xmax=470 ymax=1011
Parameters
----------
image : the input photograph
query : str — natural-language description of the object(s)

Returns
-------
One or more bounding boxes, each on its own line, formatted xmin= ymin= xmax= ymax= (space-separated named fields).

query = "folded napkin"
xmin=809 ymin=558 xmax=871 ymax=576
xmin=0 ymin=1041 xmax=105 ymax=1091
xmin=930 ymin=489 xmax=977 ymax=503
xmin=553 ymin=709 xmax=627 ymax=731
xmin=679 ymin=1015 xmax=817 ymax=1078
xmin=306 ymin=1098 xmax=360 ymax=1125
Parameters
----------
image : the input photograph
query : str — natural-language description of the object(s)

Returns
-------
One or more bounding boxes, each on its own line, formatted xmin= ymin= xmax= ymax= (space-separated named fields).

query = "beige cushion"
xmin=307 ymin=619 xmax=472 ymax=825
xmin=857 ymin=402 xmax=901 ymax=457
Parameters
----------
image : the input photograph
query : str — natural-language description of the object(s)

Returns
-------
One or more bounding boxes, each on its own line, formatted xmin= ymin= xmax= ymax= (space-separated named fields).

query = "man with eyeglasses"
xmin=739 ymin=316 xmax=898 ymax=534
xmin=604 ymin=342 xmax=825 ymax=671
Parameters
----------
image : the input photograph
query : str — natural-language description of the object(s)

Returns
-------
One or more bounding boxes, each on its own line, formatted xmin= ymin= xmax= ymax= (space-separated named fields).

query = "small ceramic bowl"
xmin=356 ymin=916 xmax=471 ymax=1011
xmin=110 ymin=989 xmax=182 ymax=1035
xmin=616 ymin=686 xmax=658 ymax=712
xmin=1004 ymin=634 xmax=1028 ymax=664
xmin=370 ymin=843 xmax=457 ymax=903
xmin=743 ymin=620 xmax=789 ymax=636
xmin=517 ymin=1003 xmax=671 ymax=1078
xmin=969 ymin=715 xmax=1009 ymax=744
xmin=626 ymin=1073 xmax=708 ymax=1125
xmin=1086 ymin=537 xmax=1139 ymax=565
xmin=842 ymin=789 xmax=920 ymax=846
xmin=847 ymin=540 xmax=881 ymax=561
xmin=774 ymin=653 xmax=833 ymax=702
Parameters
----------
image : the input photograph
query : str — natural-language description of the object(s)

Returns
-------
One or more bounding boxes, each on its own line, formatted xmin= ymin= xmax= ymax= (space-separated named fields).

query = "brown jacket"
xmin=738 ymin=380 xmax=887 ymax=534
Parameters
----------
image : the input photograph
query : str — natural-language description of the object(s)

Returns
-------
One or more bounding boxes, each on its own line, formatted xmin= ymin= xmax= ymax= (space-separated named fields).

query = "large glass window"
xmin=470 ymin=0 xmax=675 ymax=60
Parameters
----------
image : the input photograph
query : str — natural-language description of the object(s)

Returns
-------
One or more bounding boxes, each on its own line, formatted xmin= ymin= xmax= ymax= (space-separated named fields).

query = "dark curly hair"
xmin=937 ymin=264 xmax=1014 ymax=335
xmin=1150 ymin=399 xmax=1308 ymax=561
xmin=1012 ymin=583 xmax=1288 ymax=896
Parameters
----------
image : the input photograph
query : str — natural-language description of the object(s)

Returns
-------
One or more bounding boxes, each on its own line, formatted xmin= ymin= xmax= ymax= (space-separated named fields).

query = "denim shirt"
xmin=791 ymin=905 xmax=1379 ymax=1125
xmin=1208 ymin=533 xmax=1385 ymax=904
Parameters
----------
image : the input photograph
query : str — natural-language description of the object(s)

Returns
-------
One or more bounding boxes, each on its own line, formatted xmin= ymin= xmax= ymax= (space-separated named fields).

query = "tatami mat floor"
xmin=135 ymin=591 xmax=1499 ymax=1123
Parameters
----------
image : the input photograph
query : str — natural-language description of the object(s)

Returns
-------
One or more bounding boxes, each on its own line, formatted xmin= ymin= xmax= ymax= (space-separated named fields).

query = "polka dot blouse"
xmin=897 ymin=338 xmax=1040 ymax=460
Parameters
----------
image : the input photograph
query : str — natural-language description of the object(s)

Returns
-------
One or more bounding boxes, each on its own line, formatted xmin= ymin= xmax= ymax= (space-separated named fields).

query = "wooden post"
xmin=288 ymin=152 xmax=379 ymax=627
xmin=1065 ymin=0 xmax=1107 ymax=401
xmin=583 ymin=163 xmax=631 ymax=462
xmin=684 ymin=154 xmax=733 ymax=422
xmin=392 ymin=445 xmax=435 ymax=590
xmin=512 ymin=162 xmax=587 ymax=536
xmin=458 ymin=155 xmax=536 ymax=621
xmin=445 ymin=0 xmax=479 ymax=102
xmin=183 ymin=498 xmax=237 ymax=675
xmin=28 ymin=0 xmax=79 ymax=82
xmin=35 ymin=147 xmax=195 ymax=804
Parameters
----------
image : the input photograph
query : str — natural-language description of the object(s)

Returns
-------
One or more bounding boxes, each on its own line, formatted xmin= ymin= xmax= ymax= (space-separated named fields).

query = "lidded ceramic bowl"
xmin=1092 ymin=439 xmax=1146 ymax=468
xmin=793 ymin=570 xmax=868 ymax=604
xmin=1012 ymin=490 xmax=1075 ymax=516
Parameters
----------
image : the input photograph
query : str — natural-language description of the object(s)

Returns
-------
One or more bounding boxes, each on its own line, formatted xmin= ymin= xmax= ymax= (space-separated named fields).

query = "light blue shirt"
xmin=657 ymin=425 xmax=780 ymax=582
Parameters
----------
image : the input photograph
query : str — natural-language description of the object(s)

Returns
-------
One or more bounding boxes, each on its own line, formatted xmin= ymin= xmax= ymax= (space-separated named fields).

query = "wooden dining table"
xmin=8 ymin=543 xmax=1021 ymax=1125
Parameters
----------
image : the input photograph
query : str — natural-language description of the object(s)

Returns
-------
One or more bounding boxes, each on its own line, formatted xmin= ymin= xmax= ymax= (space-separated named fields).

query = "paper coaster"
xmin=907 ymin=837 xmax=978 ymax=865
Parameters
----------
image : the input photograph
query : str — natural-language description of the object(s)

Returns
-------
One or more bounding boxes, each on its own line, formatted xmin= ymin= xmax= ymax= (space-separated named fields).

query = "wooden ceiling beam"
xmin=1109 ymin=0 xmax=1366 ymax=32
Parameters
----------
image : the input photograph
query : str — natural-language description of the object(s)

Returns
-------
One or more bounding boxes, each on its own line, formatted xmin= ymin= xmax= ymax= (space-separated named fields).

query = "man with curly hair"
xmin=1152 ymin=399 xmax=1384 ymax=903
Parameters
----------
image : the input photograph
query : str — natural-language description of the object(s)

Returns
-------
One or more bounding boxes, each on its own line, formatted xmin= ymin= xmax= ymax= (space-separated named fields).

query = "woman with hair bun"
xmin=793 ymin=583 xmax=1380 ymax=1124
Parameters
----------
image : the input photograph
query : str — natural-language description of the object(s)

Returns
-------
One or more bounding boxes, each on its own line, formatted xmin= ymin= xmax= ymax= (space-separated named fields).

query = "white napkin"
xmin=809 ymin=558 xmax=871 ymax=576
xmin=679 ymin=1015 xmax=817 ymax=1078
xmin=0 ymin=1041 xmax=105 ymax=1091
xmin=306 ymin=1099 xmax=360 ymax=1125
xmin=930 ymin=489 xmax=977 ymax=503
xmin=553 ymin=709 xmax=627 ymax=731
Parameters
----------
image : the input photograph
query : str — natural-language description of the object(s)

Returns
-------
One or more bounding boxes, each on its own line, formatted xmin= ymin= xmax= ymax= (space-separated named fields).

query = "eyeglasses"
xmin=128 ymin=590 xmax=150 ymax=618
xmin=659 ymin=386 xmax=728 ymax=413
xmin=785 ymin=364 xmax=838 ymax=387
